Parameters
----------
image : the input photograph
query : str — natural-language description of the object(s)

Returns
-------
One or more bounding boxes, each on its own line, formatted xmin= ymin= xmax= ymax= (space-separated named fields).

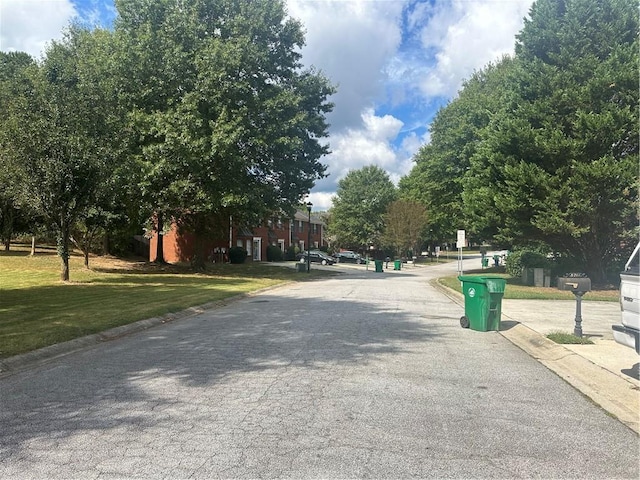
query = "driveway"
xmin=1 ymin=258 xmax=638 ymax=478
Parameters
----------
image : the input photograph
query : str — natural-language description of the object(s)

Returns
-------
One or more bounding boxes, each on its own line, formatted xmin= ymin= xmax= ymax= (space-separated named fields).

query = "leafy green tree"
xmin=112 ymin=0 xmax=334 ymax=263
xmin=0 ymin=28 xmax=120 ymax=280
xmin=0 ymin=52 xmax=37 ymax=250
xmin=464 ymin=0 xmax=639 ymax=282
xmin=381 ymin=199 xmax=428 ymax=259
xmin=329 ymin=165 xmax=397 ymax=251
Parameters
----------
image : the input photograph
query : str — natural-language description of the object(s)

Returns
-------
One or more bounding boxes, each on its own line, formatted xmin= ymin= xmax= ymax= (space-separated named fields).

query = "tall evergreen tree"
xmin=400 ymin=57 xmax=517 ymax=245
xmin=465 ymin=0 xmax=638 ymax=282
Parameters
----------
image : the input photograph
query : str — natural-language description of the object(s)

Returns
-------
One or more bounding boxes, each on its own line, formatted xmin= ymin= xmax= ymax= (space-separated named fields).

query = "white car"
xmin=612 ymin=242 xmax=640 ymax=354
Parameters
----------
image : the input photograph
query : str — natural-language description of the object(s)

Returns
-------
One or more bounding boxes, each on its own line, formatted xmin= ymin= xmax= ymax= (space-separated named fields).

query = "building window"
xmin=313 ymin=224 xmax=318 ymax=234
xmin=298 ymin=220 xmax=304 ymax=233
xmin=277 ymin=219 xmax=283 ymax=229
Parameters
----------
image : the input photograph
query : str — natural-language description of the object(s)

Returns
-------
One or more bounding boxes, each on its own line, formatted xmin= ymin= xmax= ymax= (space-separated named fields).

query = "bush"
xmin=229 ymin=246 xmax=248 ymax=264
xmin=505 ymin=249 xmax=550 ymax=277
xmin=266 ymin=245 xmax=283 ymax=262
xmin=285 ymin=245 xmax=299 ymax=261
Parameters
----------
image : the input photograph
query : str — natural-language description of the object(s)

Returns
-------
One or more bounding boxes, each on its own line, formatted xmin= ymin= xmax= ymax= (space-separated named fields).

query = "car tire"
xmin=321 ymin=260 xmax=327 ymax=265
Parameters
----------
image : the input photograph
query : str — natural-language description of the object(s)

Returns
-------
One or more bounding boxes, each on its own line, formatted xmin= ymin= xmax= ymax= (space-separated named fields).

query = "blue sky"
xmin=0 ymin=0 xmax=534 ymax=210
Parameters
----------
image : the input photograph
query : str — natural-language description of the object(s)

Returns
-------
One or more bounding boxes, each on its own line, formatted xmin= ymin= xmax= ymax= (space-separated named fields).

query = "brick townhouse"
xmin=149 ymin=209 xmax=327 ymax=263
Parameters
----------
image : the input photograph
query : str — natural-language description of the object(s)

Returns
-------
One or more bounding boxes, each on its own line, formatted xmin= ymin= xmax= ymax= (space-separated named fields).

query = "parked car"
xmin=613 ymin=242 xmax=640 ymax=354
xmin=297 ymin=250 xmax=336 ymax=265
xmin=334 ymin=251 xmax=364 ymax=264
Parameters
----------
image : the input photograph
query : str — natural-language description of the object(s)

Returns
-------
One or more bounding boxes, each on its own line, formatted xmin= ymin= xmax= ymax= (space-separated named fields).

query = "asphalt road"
xmin=1 ymin=259 xmax=638 ymax=478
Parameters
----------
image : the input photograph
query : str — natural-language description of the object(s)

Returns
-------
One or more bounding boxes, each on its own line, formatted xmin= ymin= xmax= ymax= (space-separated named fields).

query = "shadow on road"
xmin=0 ymin=292 xmax=446 ymax=457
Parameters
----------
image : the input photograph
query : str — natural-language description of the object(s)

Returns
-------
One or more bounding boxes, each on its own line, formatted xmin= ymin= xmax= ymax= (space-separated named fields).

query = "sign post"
xmin=457 ymin=229 xmax=466 ymax=276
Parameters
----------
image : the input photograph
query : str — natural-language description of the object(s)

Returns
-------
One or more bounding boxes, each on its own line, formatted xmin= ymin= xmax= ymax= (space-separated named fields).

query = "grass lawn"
xmin=0 ymin=245 xmax=335 ymax=359
xmin=437 ymin=269 xmax=618 ymax=302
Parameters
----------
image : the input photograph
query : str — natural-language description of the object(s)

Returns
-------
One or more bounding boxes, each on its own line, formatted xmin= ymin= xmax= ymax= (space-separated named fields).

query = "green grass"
xmin=0 ymin=247 xmax=335 ymax=359
xmin=546 ymin=331 xmax=595 ymax=345
xmin=437 ymin=270 xmax=618 ymax=301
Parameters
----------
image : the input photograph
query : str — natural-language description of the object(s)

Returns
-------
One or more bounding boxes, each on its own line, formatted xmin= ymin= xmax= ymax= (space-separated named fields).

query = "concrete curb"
xmin=431 ymin=278 xmax=639 ymax=434
xmin=500 ymin=322 xmax=640 ymax=433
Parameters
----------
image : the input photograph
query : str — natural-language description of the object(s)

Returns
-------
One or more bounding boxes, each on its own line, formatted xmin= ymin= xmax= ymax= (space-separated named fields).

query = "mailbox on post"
xmin=557 ymin=273 xmax=591 ymax=337
xmin=557 ymin=277 xmax=591 ymax=293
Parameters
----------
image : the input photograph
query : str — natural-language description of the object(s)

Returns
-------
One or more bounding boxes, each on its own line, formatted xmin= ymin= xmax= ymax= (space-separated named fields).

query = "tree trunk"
xmin=58 ymin=225 xmax=71 ymax=282
xmin=1 ymin=203 xmax=14 ymax=251
xmin=102 ymin=233 xmax=109 ymax=255
xmin=84 ymin=248 xmax=90 ymax=269
xmin=155 ymin=211 xmax=165 ymax=264
xmin=30 ymin=236 xmax=35 ymax=256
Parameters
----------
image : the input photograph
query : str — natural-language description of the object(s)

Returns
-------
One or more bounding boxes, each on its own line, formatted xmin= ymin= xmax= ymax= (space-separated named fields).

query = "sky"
xmin=0 ymin=0 xmax=535 ymax=211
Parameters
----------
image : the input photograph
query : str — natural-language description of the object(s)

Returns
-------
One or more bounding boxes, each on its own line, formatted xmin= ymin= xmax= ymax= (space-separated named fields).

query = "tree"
xmin=464 ymin=0 xmax=639 ymax=282
xmin=0 ymin=52 xmax=38 ymax=250
xmin=0 ymin=28 xmax=120 ymax=280
xmin=112 ymin=0 xmax=334 ymax=263
xmin=329 ymin=165 xmax=397 ymax=251
xmin=399 ymin=56 xmax=518 ymax=246
xmin=382 ymin=199 xmax=428 ymax=259
xmin=402 ymin=0 xmax=638 ymax=283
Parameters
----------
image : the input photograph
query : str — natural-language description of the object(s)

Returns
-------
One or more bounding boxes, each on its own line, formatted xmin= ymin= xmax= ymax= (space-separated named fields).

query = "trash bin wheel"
xmin=460 ymin=316 xmax=470 ymax=328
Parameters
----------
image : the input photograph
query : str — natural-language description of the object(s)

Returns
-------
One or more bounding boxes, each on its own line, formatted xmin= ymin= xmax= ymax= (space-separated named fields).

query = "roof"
xmin=293 ymin=209 xmax=324 ymax=226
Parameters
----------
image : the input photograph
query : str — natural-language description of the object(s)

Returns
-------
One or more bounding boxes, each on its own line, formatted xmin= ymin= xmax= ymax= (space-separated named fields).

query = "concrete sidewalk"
xmin=500 ymin=299 xmax=639 ymax=434
xmin=438 ymin=282 xmax=639 ymax=433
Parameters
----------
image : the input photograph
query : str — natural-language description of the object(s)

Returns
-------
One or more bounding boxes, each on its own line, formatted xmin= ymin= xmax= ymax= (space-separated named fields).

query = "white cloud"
xmin=289 ymin=0 xmax=534 ymax=210
xmin=417 ymin=0 xmax=534 ymax=98
xmin=307 ymin=191 xmax=334 ymax=212
xmin=286 ymin=0 xmax=404 ymax=130
xmin=0 ymin=0 xmax=77 ymax=58
xmin=313 ymin=108 xmax=413 ymax=202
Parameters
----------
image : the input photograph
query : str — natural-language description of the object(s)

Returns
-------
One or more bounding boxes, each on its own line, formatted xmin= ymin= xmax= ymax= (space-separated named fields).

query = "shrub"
xmin=505 ymin=249 xmax=550 ymax=277
xmin=285 ymin=245 xmax=298 ymax=261
xmin=266 ymin=245 xmax=283 ymax=262
xmin=229 ymin=246 xmax=248 ymax=264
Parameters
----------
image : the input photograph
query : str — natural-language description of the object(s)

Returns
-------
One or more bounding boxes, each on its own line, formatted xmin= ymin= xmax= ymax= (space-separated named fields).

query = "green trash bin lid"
xmin=484 ymin=277 xmax=506 ymax=293
xmin=458 ymin=275 xmax=486 ymax=283
xmin=458 ymin=275 xmax=506 ymax=293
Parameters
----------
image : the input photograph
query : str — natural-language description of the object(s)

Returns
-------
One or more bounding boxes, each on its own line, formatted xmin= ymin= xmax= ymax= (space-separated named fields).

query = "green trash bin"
xmin=458 ymin=276 xmax=506 ymax=331
xmin=481 ymin=257 xmax=489 ymax=268
xmin=375 ymin=260 xmax=383 ymax=272
xmin=393 ymin=260 xmax=401 ymax=271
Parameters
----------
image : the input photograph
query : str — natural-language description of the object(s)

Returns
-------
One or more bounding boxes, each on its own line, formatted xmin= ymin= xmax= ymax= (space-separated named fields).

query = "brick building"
xmin=149 ymin=209 xmax=326 ymax=263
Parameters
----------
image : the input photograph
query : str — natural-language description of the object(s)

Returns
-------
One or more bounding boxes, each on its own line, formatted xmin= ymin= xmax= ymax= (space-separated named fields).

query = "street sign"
xmin=457 ymin=229 xmax=465 ymax=249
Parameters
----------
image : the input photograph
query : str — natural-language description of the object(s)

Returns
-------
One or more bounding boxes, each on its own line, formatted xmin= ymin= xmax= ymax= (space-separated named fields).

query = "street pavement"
xmin=0 ymin=256 xmax=638 ymax=478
